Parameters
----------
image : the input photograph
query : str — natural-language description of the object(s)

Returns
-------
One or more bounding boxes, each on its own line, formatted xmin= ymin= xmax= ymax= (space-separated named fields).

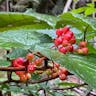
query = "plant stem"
xmin=83 ymin=25 xmax=89 ymax=41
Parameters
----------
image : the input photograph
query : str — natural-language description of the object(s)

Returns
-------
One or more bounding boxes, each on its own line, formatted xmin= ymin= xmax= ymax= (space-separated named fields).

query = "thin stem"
xmin=0 ymin=74 xmax=59 ymax=85
xmin=83 ymin=25 xmax=89 ymax=41
xmin=43 ymin=89 xmax=47 ymax=96
xmin=0 ymin=90 xmax=3 ymax=96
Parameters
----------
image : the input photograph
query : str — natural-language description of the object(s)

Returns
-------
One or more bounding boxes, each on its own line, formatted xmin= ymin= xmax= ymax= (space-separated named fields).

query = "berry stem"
xmin=83 ymin=25 xmax=89 ymax=41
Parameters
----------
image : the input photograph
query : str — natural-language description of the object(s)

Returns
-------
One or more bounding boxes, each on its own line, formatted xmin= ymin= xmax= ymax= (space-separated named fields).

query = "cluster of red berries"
xmin=54 ymin=26 xmax=76 ymax=54
xmin=51 ymin=62 xmax=68 ymax=81
xmin=12 ymin=53 xmax=45 ymax=82
xmin=76 ymin=41 xmax=88 ymax=55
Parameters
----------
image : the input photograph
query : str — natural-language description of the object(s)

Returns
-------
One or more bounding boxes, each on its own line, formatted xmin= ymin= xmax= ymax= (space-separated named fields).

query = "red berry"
xmin=62 ymin=40 xmax=69 ymax=47
xmin=59 ymin=47 xmax=67 ymax=54
xmin=15 ymin=71 xmax=25 ymax=76
xmin=60 ymin=67 xmax=68 ymax=75
xmin=77 ymin=49 xmax=83 ymax=54
xmin=67 ymin=45 xmax=74 ymax=52
xmin=12 ymin=57 xmax=24 ymax=67
xmin=82 ymin=47 xmax=88 ymax=55
xmin=15 ymin=57 xmax=24 ymax=65
xmin=69 ymin=35 xmax=76 ymax=44
xmin=56 ymin=29 xmax=63 ymax=36
xmin=79 ymin=41 xmax=87 ymax=48
xmin=26 ymin=53 xmax=34 ymax=60
xmin=59 ymin=74 xmax=66 ymax=80
xmin=20 ymin=74 xmax=27 ymax=82
xmin=54 ymin=37 xmax=63 ymax=46
xmin=70 ymin=39 xmax=76 ymax=44
xmin=34 ymin=57 xmax=44 ymax=66
xmin=54 ymin=62 xmax=60 ymax=69
xmin=26 ymin=73 xmax=31 ymax=79
xmin=67 ymin=31 xmax=74 ymax=37
xmin=27 ymin=64 xmax=36 ymax=73
xmin=62 ymin=26 xmax=70 ymax=34
xmin=12 ymin=60 xmax=19 ymax=67
xmin=63 ymin=34 xmax=72 ymax=41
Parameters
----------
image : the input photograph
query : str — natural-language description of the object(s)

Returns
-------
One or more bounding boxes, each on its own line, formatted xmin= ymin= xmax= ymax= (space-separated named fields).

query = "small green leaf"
xmin=31 ymin=73 xmax=41 ymax=80
xmin=0 ymin=60 xmax=10 ymax=67
xmin=58 ymin=82 xmax=79 ymax=87
xmin=7 ymin=48 xmax=29 ymax=60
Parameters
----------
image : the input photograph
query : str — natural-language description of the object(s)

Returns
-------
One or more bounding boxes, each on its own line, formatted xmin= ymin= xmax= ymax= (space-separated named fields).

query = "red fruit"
xmin=12 ymin=57 xmax=24 ymax=67
xmin=54 ymin=62 xmax=60 ymax=69
xmin=56 ymin=29 xmax=63 ymax=36
xmin=27 ymin=64 xmax=36 ymax=73
xmin=62 ymin=26 xmax=70 ymax=34
xmin=67 ymin=31 xmax=74 ymax=37
xmin=69 ymin=35 xmax=76 ymax=44
xmin=59 ymin=74 xmax=66 ymax=80
xmin=62 ymin=40 xmax=69 ymax=47
xmin=59 ymin=47 xmax=67 ymax=54
xmin=60 ymin=67 xmax=68 ymax=75
xmin=79 ymin=41 xmax=87 ymax=48
xmin=54 ymin=37 xmax=63 ymax=46
xmin=70 ymin=39 xmax=76 ymax=44
xmin=52 ymin=72 xmax=58 ymax=78
xmin=15 ymin=57 xmax=24 ymax=65
xmin=26 ymin=73 xmax=31 ymax=79
xmin=34 ymin=57 xmax=44 ymax=66
xmin=20 ymin=74 xmax=27 ymax=82
xmin=67 ymin=45 xmax=74 ymax=52
xmin=77 ymin=49 xmax=83 ymax=54
xmin=63 ymin=34 xmax=72 ymax=41
xmin=82 ymin=47 xmax=88 ymax=55
xmin=15 ymin=71 xmax=25 ymax=76
xmin=26 ymin=53 xmax=34 ymax=60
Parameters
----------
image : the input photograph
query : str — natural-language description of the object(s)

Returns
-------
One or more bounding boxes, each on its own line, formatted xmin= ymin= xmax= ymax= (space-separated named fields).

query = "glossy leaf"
xmin=57 ymin=12 xmax=96 ymax=32
xmin=6 ymin=48 xmax=29 ymax=60
xmin=0 ymin=12 xmax=58 ymax=31
xmin=0 ymin=60 xmax=10 ymax=67
xmin=58 ymin=82 xmax=79 ymax=87
xmin=34 ymin=46 xmax=96 ymax=89
xmin=0 ymin=29 xmax=52 ymax=49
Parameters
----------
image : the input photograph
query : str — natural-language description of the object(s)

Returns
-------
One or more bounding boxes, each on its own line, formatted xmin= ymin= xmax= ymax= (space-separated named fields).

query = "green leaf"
xmin=72 ymin=7 xmax=86 ymax=14
xmin=25 ymin=11 xmax=59 ymax=28
xmin=31 ymin=73 xmax=41 ymax=80
xmin=58 ymin=82 xmax=79 ymax=87
xmin=0 ymin=60 xmax=10 ymax=67
xmin=84 ymin=8 xmax=96 ymax=16
xmin=34 ymin=46 xmax=96 ymax=89
xmin=0 ymin=12 xmax=58 ymax=31
xmin=6 ymin=48 xmax=29 ymax=60
xmin=0 ymin=29 xmax=52 ymax=49
xmin=8 ymin=86 xmax=22 ymax=93
xmin=57 ymin=12 xmax=96 ymax=32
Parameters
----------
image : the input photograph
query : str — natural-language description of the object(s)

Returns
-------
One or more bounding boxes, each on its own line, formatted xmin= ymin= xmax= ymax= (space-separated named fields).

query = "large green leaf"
xmin=34 ymin=46 xmax=96 ymax=89
xmin=57 ymin=12 xmax=96 ymax=32
xmin=0 ymin=12 xmax=58 ymax=31
xmin=25 ymin=11 xmax=59 ymax=28
xmin=0 ymin=29 xmax=53 ymax=49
